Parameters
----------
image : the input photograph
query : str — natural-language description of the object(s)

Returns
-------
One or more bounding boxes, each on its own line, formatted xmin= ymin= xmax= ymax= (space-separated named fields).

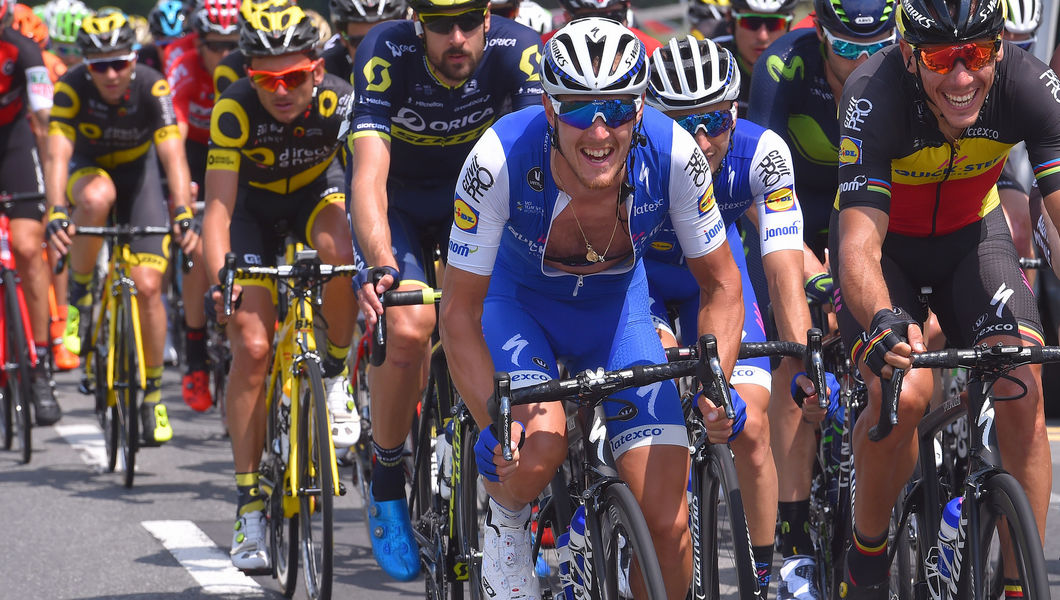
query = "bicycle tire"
xmin=454 ymin=409 xmax=483 ymax=600
xmin=958 ymin=472 xmax=1049 ymax=600
xmin=115 ymin=291 xmax=140 ymax=487
xmin=412 ymin=383 xmax=449 ymax=600
xmin=890 ymin=479 xmax=919 ymax=600
xmin=267 ymin=371 xmax=298 ymax=598
xmin=93 ymin=298 xmax=119 ymax=473
xmin=591 ymin=482 xmax=667 ymax=600
xmin=3 ymin=270 xmax=32 ymax=463
xmin=692 ymin=443 xmax=757 ymax=600
xmin=297 ymin=359 xmax=334 ymax=600
xmin=350 ymin=338 xmax=373 ymax=542
xmin=0 ymin=374 xmax=11 ymax=450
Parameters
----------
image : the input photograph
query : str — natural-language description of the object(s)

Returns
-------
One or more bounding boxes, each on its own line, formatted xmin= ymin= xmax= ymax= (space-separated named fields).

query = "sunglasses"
xmin=733 ymin=12 xmax=791 ymax=32
xmin=675 ymin=106 xmax=736 ymax=138
xmin=55 ymin=44 xmax=81 ymax=57
xmin=914 ymin=39 xmax=1000 ymax=74
xmin=84 ymin=53 xmax=137 ymax=73
xmin=822 ymin=28 xmax=895 ymax=60
xmin=246 ymin=59 xmax=322 ymax=92
xmin=550 ymin=98 xmax=640 ymax=129
xmin=202 ymin=39 xmax=238 ymax=53
xmin=419 ymin=10 xmax=486 ymax=34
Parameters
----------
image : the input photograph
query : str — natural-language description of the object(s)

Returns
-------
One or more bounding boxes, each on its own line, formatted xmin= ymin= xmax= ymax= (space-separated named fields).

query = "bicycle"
xmin=220 ymin=248 xmax=355 ymax=600
xmin=65 ymin=224 xmax=172 ymax=487
xmin=494 ymin=335 xmax=744 ymax=600
xmin=0 ymin=192 xmax=43 ymax=464
xmin=883 ymin=343 xmax=1057 ymax=600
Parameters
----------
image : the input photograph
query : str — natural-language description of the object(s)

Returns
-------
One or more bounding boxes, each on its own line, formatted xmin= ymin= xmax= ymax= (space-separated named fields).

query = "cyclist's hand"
xmin=207 ymin=283 xmax=242 ymax=325
xmin=475 ymin=420 xmax=526 ymax=483
xmin=353 ymin=265 xmax=400 ymax=329
xmin=790 ymin=371 xmax=840 ymax=425
xmin=172 ymin=205 xmax=199 ymax=255
xmin=699 ymin=394 xmax=734 ymax=445
xmin=45 ymin=206 xmax=74 ymax=254
xmin=857 ymin=307 xmax=924 ymax=377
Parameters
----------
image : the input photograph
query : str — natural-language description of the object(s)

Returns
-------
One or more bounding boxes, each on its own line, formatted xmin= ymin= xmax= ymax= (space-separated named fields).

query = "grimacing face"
xmin=544 ymin=93 xmax=642 ymax=191
xmin=667 ymin=101 xmax=735 ymax=174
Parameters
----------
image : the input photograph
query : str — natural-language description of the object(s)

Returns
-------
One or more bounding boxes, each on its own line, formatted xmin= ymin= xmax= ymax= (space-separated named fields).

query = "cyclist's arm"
xmin=156 ymin=133 xmax=193 ymax=215
xmin=439 ymin=266 xmax=495 ymax=429
xmin=687 ymin=246 xmax=744 ymax=377
xmin=836 ymin=205 xmax=900 ymax=328
xmin=44 ymin=126 xmax=73 ymax=212
xmin=349 ymin=133 xmax=397 ymax=277
xmin=202 ymin=167 xmax=238 ymax=286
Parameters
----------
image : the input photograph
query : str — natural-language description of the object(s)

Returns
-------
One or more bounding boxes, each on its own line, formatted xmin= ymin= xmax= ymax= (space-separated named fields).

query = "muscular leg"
xmin=482 ymin=400 xmax=569 ymax=509
xmin=731 ymin=382 xmax=779 ymax=548
xmin=227 ymin=287 xmax=276 ymax=473
xmin=310 ymin=200 xmax=357 ymax=348
xmin=9 ymin=218 xmax=50 ymax=348
xmin=131 ymin=264 xmax=166 ymax=371
xmin=367 ymin=300 xmax=434 ymax=450
xmin=69 ymin=173 xmax=115 ymax=276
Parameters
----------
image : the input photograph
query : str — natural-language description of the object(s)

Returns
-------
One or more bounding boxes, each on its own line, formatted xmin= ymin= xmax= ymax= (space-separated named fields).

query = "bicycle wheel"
xmin=297 ymin=359 xmax=334 ymax=600
xmin=208 ymin=325 xmax=230 ymax=434
xmin=92 ymin=300 xmax=119 ymax=473
xmin=350 ymin=338 xmax=373 ymax=542
xmin=454 ymin=410 xmax=483 ymax=600
xmin=959 ymin=472 xmax=1049 ymax=599
xmin=592 ymin=482 xmax=668 ymax=600
xmin=890 ymin=481 xmax=920 ymax=600
xmin=3 ymin=270 xmax=33 ymax=463
xmin=692 ymin=443 xmax=757 ymax=600
xmin=266 ymin=371 xmax=299 ymax=597
xmin=0 ymin=377 xmax=11 ymax=450
xmin=114 ymin=291 xmax=140 ymax=487
xmin=411 ymin=387 xmax=449 ymax=600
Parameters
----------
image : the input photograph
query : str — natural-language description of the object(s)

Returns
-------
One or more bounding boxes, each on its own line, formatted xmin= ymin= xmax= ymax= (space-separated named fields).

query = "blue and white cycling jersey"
xmin=447 ymin=105 xmax=731 ymax=457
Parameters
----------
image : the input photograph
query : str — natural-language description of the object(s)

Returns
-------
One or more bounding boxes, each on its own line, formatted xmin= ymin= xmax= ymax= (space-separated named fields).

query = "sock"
xmin=235 ymin=472 xmax=264 ymax=516
xmin=144 ymin=366 xmax=164 ymax=405
xmin=846 ymin=527 xmax=888 ymax=586
xmin=1003 ymin=578 xmax=1024 ymax=598
xmin=779 ymin=500 xmax=813 ymax=557
xmin=753 ymin=544 xmax=773 ymax=597
xmin=370 ymin=441 xmax=406 ymax=502
xmin=322 ymin=340 xmax=349 ymax=378
xmin=185 ymin=326 xmax=207 ymax=370
xmin=33 ymin=343 xmax=50 ymax=377
xmin=69 ymin=271 xmax=93 ymax=308
xmin=487 ymin=497 xmax=531 ymax=527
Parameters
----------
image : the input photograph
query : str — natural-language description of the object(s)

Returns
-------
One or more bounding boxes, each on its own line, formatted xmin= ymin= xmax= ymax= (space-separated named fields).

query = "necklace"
xmin=569 ymin=198 xmax=619 ymax=263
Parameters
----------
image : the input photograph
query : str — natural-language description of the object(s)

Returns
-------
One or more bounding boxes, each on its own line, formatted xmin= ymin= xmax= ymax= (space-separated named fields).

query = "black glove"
xmin=45 ymin=206 xmax=70 ymax=244
xmin=854 ymin=307 xmax=918 ymax=376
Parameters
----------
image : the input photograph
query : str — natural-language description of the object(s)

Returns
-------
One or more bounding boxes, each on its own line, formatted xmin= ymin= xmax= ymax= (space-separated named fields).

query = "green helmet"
xmin=49 ymin=0 xmax=92 ymax=45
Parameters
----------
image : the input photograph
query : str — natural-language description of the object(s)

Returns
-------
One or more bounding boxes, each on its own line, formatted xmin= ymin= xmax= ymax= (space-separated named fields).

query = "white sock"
xmin=489 ymin=497 xmax=530 ymax=526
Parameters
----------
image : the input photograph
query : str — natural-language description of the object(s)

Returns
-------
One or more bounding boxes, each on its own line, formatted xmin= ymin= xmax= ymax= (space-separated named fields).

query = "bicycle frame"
xmin=0 ymin=211 xmax=38 ymax=383
xmin=85 ymin=240 xmax=147 ymax=404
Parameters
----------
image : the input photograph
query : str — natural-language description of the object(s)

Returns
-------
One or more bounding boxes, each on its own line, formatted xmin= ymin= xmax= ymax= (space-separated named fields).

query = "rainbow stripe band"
xmin=866 ymin=178 xmax=892 ymax=198
xmin=1033 ymin=158 xmax=1060 ymax=180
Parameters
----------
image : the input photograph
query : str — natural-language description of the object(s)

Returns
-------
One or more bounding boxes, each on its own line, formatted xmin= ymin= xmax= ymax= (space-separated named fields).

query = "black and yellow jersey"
xmin=207 ymin=73 xmax=354 ymax=194
xmin=837 ymin=43 xmax=1060 ymax=237
xmin=49 ymin=63 xmax=179 ymax=169
xmin=213 ymin=49 xmax=247 ymax=98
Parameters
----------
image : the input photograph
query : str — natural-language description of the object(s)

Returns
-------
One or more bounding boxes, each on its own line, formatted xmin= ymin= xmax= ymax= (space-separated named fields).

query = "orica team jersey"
xmin=167 ymin=46 xmax=214 ymax=145
xmin=837 ymin=43 xmax=1060 ymax=237
xmin=748 ymin=29 xmax=840 ymax=238
xmin=207 ymin=73 xmax=354 ymax=194
xmin=644 ymin=120 xmax=803 ymax=265
xmin=49 ymin=63 xmax=179 ymax=168
xmin=350 ymin=16 xmax=543 ymax=188
xmin=0 ymin=27 xmax=51 ymax=126
xmin=446 ymin=105 xmax=727 ymax=290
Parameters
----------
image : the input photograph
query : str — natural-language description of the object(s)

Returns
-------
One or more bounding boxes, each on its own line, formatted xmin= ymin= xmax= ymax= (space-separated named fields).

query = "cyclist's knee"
xmin=384 ymin=305 xmax=435 ymax=366
xmin=131 ymin=268 xmax=164 ymax=300
xmin=312 ymin=232 xmax=355 ymax=265
xmin=232 ymin=327 xmax=273 ymax=366
xmin=73 ymin=179 xmax=116 ymax=218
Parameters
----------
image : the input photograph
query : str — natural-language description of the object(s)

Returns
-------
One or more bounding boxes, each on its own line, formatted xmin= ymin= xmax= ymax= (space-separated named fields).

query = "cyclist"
xmin=689 ymin=0 xmax=731 ymax=40
xmin=489 ymin=0 xmax=552 ymax=34
xmin=0 ymin=0 xmax=56 ymax=424
xmin=212 ymin=0 xmax=289 ymax=95
xmin=148 ymin=0 xmax=187 ymax=47
xmin=167 ymin=0 xmax=240 ymax=412
xmin=831 ymin=0 xmax=1060 ymax=595
xmin=348 ymin=0 xmax=541 ymax=581
xmin=323 ymin=0 xmax=407 ymax=83
xmin=542 ymin=0 xmax=660 ymax=53
xmin=647 ymin=36 xmax=814 ymax=598
xmin=45 ymin=0 xmax=89 ymax=67
xmin=714 ymin=0 xmax=797 ymax=117
xmin=44 ymin=12 xmax=196 ymax=444
xmin=200 ymin=3 xmax=356 ymax=572
xmin=12 ymin=3 xmax=64 ymax=81
xmin=439 ymin=18 xmax=744 ymax=600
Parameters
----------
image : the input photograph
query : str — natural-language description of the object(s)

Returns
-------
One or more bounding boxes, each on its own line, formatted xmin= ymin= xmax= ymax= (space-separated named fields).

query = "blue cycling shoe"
xmin=367 ymin=486 xmax=421 ymax=581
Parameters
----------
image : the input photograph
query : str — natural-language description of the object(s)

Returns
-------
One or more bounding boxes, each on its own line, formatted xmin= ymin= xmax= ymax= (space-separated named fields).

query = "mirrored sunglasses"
xmin=84 ymin=52 xmax=137 ymax=73
xmin=675 ymin=107 xmax=735 ymax=138
xmin=246 ymin=59 xmax=322 ymax=92
xmin=202 ymin=39 xmax=238 ymax=53
xmin=550 ymin=98 xmax=640 ymax=129
xmin=419 ymin=10 xmax=486 ymax=34
xmin=733 ymin=12 xmax=791 ymax=32
xmin=822 ymin=28 xmax=895 ymax=60
xmin=915 ymin=39 xmax=999 ymax=74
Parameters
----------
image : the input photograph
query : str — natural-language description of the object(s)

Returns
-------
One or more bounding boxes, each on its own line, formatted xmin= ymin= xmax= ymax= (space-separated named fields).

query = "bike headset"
xmin=814 ymin=0 xmax=895 ymax=40
xmin=689 ymin=0 xmax=731 ymax=27
xmin=540 ymin=17 xmax=650 ymax=204
xmin=729 ymin=0 xmax=798 ymax=15
xmin=556 ymin=0 xmax=630 ymax=26
xmin=646 ymin=35 xmax=740 ymax=177
xmin=48 ymin=0 xmax=91 ymax=45
xmin=895 ymin=0 xmax=1007 ymax=131
xmin=11 ymin=4 xmax=50 ymax=49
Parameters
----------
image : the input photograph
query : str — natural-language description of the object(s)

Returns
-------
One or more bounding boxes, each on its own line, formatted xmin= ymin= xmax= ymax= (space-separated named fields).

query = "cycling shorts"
xmin=482 ymin=261 xmax=688 ymax=460
xmin=68 ymin=149 xmax=169 ymax=272
xmin=646 ymin=222 xmax=770 ymax=394
xmin=830 ymin=207 xmax=1044 ymax=355
xmin=229 ymin=160 xmax=345 ymax=296
xmin=349 ymin=181 xmax=451 ymax=289
xmin=0 ymin=118 xmax=44 ymax=220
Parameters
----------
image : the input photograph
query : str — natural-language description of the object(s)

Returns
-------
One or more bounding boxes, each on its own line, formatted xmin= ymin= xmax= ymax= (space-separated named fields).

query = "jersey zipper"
xmin=931 ymin=141 xmax=958 ymax=236
xmin=572 ymin=275 xmax=584 ymax=297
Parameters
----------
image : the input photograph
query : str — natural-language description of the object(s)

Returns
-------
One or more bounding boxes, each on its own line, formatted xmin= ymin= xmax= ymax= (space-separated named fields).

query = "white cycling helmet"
xmin=540 ymin=17 xmax=648 ymax=98
xmin=729 ymin=0 xmax=797 ymax=14
xmin=515 ymin=0 xmax=552 ymax=33
xmin=647 ymin=36 xmax=739 ymax=112
xmin=1004 ymin=0 xmax=1040 ymax=34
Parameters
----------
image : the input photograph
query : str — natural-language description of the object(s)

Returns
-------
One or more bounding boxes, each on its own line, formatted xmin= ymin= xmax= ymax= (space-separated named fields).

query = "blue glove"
xmin=790 ymin=371 xmax=842 ymax=424
xmin=353 ymin=265 xmax=401 ymax=293
xmin=474 ymin=421 xmax=525 ymax=483
xmin=698 ymin=388 xmax=748 ymax=443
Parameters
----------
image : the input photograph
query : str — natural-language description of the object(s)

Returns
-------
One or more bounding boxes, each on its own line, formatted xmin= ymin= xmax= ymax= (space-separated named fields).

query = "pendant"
xmin=586 ymin=245 xmax=601 ymax=263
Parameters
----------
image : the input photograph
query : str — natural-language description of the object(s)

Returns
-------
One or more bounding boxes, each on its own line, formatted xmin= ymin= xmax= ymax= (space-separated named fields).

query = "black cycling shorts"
xmin=0 ymin=118 xmax=45 ymax=221
xmin=829 ymin=206 xmax=1044 ymax=354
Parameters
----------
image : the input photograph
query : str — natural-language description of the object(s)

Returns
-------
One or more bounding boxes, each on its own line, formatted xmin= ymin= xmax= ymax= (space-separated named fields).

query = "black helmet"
xmin=407 ymin=0 xmax=489 ymax=14
xmin=897 ymin=0 xmax=1006 ymax=45
xmin=77 ymin=12 xmax=138 ymax=54
xmin=239 ymin=3 xmax=318 ymax=56
xmin=815 ymin=0 xmax=896 ymax=38
xmin=330 ymin=0 xmax=407 ymax=25
xmin=729 ymin=0 xmax=797 ymax=14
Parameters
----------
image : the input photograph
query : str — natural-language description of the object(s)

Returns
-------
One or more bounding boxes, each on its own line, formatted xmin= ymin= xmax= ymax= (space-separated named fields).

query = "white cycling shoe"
xmin=481 ymin=499 xmax=541 ymax=600
xmin=324 ymin=373 xmax=361 ymax=448
xmin=231 ymin=510 xmax=270 ymax=572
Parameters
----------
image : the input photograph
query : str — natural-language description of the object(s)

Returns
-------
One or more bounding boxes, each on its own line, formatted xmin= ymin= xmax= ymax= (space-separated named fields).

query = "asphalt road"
xmin=2 ymin=366 xmax=1060 ymax=599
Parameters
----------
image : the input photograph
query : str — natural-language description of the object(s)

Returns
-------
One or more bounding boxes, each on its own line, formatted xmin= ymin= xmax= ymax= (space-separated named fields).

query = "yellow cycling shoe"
xmin=140 ymin=402 xmax=173 ymax=445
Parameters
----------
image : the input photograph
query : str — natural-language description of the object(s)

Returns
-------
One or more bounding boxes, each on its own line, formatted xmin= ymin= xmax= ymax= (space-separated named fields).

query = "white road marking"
xmin=53 ymin=423 xmax=125 ymax=473
xmin=142 ymin=520 xmax=261 ymax=595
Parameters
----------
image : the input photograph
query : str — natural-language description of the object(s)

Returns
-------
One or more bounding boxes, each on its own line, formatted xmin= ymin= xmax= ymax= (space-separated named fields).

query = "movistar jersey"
xmin=446 ymin=105 xmax=726 ymax=289
xmin=837 ymin=43 xmax=1060 ymax=237
xmin=748 ymin=29 xmax=839 ymax=242
xmin=645 ymin=120 xmax=803 ymax=266
xmin=207 ymin=73 xmax=353 ymax=194
xmin=350 ymin=15 xmax=543 ymax=189
xmin=49 ymin=63 xmax=179 ymax=168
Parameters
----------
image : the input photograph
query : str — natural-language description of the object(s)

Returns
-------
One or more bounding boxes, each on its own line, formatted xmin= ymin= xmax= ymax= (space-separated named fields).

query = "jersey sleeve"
xmin=666 ymin=120 xmax=727 ymax=259
xmin=446 ymin=127 xmax=511 ymax=276
xmin=15 ymin=34 xmax=52 ymax=113
xmin=48 ymin=73 xmax=79 ymax=143
xmin=496 ymin=18 xmax=543 ymax=110
xmin=1015 ymin=56 xmax=1060 ymax=197
xmin=350 ymin=22 xmax=404 ymax=143
xmin=207 ymin=86 xmax=248 ymax=174
xmin=143 ymin=70 xmax=180 ymax=146
xmin=834 ymin=57 xmax=899 ymax=215
xmin=750 ymin=129 xmax=803 ymax=254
